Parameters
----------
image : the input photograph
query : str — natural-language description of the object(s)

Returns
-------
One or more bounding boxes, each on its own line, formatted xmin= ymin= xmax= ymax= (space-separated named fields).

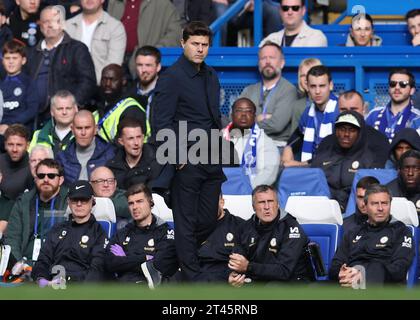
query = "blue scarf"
xmin=373 ymin=101 xmax=415 ymax=143
xmin=301 ymin=98 xmax=338 ymax=162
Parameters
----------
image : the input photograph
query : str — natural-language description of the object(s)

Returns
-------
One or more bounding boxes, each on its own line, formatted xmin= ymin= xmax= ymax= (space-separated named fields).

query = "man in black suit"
xmin=152 ymin=21 xmax=226 ymax=282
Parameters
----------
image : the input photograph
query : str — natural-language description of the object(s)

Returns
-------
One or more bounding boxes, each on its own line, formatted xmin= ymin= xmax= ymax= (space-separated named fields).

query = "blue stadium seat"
xmin=407 ymin=226 xmax=419 ymax=288
xmin=277 ymin=168 xmax=331 ymax=209
xmin=97 ymin=220 xmax=115 ymax=238
xmin=344 ymin=169 xmax=398 ymax=217
xmin=301 ymin=224 xmax=342 ymax=281
xmin=222 ymin=167 xmax=253 ymax=195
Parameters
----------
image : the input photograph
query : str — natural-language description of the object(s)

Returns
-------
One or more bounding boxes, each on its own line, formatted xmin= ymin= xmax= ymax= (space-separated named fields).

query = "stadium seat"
xmin=97 ymin=220 xmax=114 ymax=238
xmin=391 ymin=197 xmax=419 ymax=227
xmin=221 ymin=167 xmax=254 ymax=220
xmin=278 ymin=168 xmax=331 ymax=209
xmin=223 ymin=194 xmax=254 ymax=220
xmin=390 ymin=197 xmax=419 ymax=287
xmin=285 ymin=196 xmax=343 ymax=225
xmin=222 ymin=167 xmax=253 ymax=195
xmin=152 ymin=193 xmax=174 ymax=224
xmin=301 ymin=224 xmax=341 ymax=281
xmin=406 ymin=225 xmax=419 ymax=288
xmin=344 ymin=169 xmax=398 ymax=217
xmin=285 ymin=196 xmax=343 ymax=280
xmin=92 ymin=197 xmax=117 ymax=223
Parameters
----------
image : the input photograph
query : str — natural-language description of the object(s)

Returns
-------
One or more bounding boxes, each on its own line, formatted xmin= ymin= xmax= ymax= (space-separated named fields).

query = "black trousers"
xmin=171 ymin=163 xmax=225 ymax=281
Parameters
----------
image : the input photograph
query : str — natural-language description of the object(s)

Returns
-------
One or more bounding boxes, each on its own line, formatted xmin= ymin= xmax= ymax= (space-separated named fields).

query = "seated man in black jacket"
xmin=343 ymin=176 xmax=379 ymax=235
xmin=330 ymin=184 xmax=414 ymax=287
xmin=197 ymin=194 xmax=245 ymax=282
xmin=105 ymin=183 xmax=178 ymax=289
xmin=228 ymin=185 xmax=313 ymax=287
xmin=106 ymin=117 xmax=163 ymax=190
xmin=311 ymin=111 xmax=386 ymax=211
xmin=32 ymin=180 xmax=108 ymax=287
xmin=386 ymin=149 xmax=420 ymax=216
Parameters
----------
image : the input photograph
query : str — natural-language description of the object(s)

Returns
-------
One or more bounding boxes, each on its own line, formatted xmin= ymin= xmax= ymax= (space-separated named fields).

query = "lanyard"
xmin=259 ymin=80 xmax=280 ymax=115
xmin=97 ymin=98 xmax=126 ymax=127
xmin=137 ymin=84 xmax=154 ymax=121
xmin=34 ymin=196 xmax=56 ymax=238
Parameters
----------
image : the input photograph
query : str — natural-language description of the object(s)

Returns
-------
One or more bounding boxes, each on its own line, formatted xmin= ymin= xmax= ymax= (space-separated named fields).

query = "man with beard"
xmin=311 ymin=111 xmax=386 ymax=211
xmin=0 ymin=124 xmax=33 ymax=232
xmin=239 ymin=42 xmax=298 ymax=151
xmin=94 ymin=63 xmax=150 ymax=143
xmin=6 ymin=159 xmax=68 ymax=267
xmin=127 ymin=46 xmax=161 ymax=128
xmin=366 ymin=68 xmax=420 ymax=143
xmin=386 ymin=150 xmax=420 ymax=216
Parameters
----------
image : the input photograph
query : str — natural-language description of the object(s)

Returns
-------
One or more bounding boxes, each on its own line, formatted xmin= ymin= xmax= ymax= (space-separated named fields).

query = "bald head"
xmin=90 ymin=166 xmax=117 ymax=197
xmin=72 ymin=110 xmax=97 ymax=147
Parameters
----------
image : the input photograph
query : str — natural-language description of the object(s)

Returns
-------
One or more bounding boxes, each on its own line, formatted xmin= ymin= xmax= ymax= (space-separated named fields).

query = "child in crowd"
xmin=0 ymin=39 xmax=39 ymax=135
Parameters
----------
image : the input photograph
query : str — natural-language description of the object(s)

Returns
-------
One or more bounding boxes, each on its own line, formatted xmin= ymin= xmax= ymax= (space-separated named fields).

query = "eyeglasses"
xmin=281 ymin=5 xmax=301 ymax=12
xmin=90 ymin=178 xmax=116 ymax=185
xmin=389 ymin=80 xmax=411 ymax=88
xmin=36 ymin=173 xmax=60 ymax=179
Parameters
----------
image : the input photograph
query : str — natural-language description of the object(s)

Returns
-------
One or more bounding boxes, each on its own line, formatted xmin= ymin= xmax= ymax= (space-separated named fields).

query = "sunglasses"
xmin=389 ymin=80 xmax=411 ymax=88
xmin=281 ymin=5 xmax=301 ymax=12
xmin=69 ymin=198 xmax=91 ymax=204
xmin=36 ymin=173 xmax=60 ymax=179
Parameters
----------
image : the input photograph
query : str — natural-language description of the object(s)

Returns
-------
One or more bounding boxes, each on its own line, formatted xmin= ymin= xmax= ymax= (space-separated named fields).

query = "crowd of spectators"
xmin=0 ymin=0 xmax=418 ymax=289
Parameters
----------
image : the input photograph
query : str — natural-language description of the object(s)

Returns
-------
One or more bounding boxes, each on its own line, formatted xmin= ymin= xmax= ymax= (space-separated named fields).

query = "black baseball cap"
xmin=68 ymin=180 xmax=94 ymax=199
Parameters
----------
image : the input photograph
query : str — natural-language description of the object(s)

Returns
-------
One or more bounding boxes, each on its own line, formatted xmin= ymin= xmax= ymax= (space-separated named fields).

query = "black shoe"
xmin=141 ymin=261 xmax=162 ymax=289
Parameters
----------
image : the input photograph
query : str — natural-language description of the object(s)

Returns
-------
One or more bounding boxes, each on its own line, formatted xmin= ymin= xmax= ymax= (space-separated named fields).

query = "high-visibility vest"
xmin=94 ymin=97 xmax=151 ymax=143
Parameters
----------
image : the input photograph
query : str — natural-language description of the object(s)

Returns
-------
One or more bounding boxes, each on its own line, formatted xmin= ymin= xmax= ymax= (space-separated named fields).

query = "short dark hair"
xmin=4 ymin=124 xmax=30 ymax=141
xmin=280 ymin=0 xmax=304 ymax=6
xmin=117 ymin=117 xmax=144 ymax=138
xmin=232 ymin=97 xmax=256 ymax=114
xmin=398 ymin=149 xmax=420 ymax=169
xmin=2 ymin=39 xmax=26 ymax=57
xmin=339 ymin=90 xmax=364 ymax=104
xmin=182 ymin=21 xmax=212 ymax=44
xmin=125 ymin=183 xmax=153 ymax=204
xmin=307 ymin=65 xmax=332 ymax=83
xmin=351 ymin=13 xmax=374 ymax=27
xmin=405 ymin=8 xmax=420 ymax=21
xmin=389 ymin=68 xmax=416 ymax=88
xmin=36 ymin=158 xmax=64 ymax=176
xmin=364 ymin=184 xmax=392 ymax=205
xmin=134 ymin=45 xmax=161 ymax=64
xmin=356 ymin=176 xmax=380 ymax=190
xmin=252 ymin=184 xmax=278 ymax=204
xmin=259 ymin=41 xmax=283 ymax=56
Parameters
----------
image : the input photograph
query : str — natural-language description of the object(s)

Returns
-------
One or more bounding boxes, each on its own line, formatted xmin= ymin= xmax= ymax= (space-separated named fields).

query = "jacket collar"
xmin=36 ymin=31 xmax=72 ymax=51
xmin=70 ymin=10 xmax=109 ymax=26
xmin=178 ymin=54 xmax=207 ymax=78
